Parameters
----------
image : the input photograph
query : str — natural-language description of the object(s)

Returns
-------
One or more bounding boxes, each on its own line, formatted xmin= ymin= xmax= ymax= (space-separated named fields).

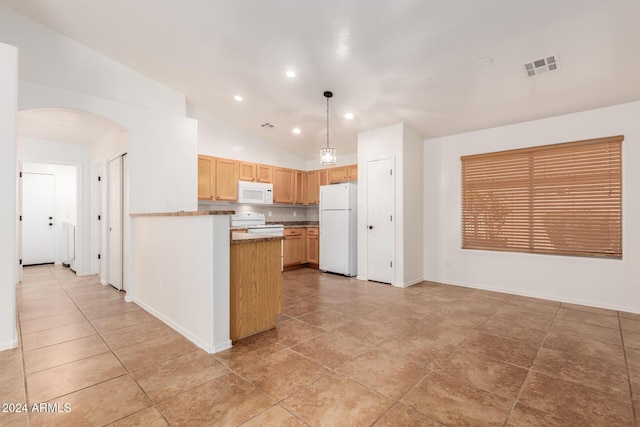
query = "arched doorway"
xmin=17 ymin=107 xmax=129 ymax=290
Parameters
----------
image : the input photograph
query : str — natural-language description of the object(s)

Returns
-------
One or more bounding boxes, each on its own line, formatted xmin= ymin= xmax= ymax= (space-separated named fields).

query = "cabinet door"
xmin=197 ymin=155 xmax=215 ymax=200
xmin=306 ymin=228 xmax=319 ymax=264
xmin=329 ymin=166 xmax=348 ymax=183
xmin=317 ymin=169 xmax=329 ymax=203
xmin=294 ymin=170 xmax=306 ymax=205
xmin=347 ymin=164 xmax=358 ymax=181
xmin=239 ymin=162 xmax=256 ymax=182
xmin=215 ymin=158 xmax=239 ymax=201
xmin=273 ymin=167 xmax=294 ymax=204
xmin=256 ymin=164 xmax=273 ymax=183
xmin=305 ymin=171 xmax=318 ymax=205
xmin=283 ymin=229 xmax=304 ymax=266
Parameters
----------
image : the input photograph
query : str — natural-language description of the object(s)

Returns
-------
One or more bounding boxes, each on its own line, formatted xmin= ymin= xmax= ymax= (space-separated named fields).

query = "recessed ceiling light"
xmin=477 ymin=57 xmax=493 ymax=67
xmin=344 ymin=112 xmax=355 ymax=120
xmin=233 ymin=95 xmax=243 ymax=102
xmin=285 ymin=70 xmax=296 ymax=78
xmin=292 ymin=128 xmax=301 ymax=134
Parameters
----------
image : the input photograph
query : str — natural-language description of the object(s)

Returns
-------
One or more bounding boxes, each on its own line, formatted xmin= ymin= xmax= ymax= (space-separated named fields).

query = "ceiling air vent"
xmin=523 ymin=54 xmax=559 ymax=77
xmin=260 ymin=122 xmax=275 ymax=129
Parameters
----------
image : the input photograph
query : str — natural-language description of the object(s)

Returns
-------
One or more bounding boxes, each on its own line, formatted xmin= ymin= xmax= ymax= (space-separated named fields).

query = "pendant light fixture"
xmin=320 ymin=90 xmax=337 ymax=165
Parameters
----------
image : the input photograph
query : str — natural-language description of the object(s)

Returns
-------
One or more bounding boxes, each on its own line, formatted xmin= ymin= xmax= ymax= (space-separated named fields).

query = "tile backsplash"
xmin=198 ymin=202 xmax=319 ymax=222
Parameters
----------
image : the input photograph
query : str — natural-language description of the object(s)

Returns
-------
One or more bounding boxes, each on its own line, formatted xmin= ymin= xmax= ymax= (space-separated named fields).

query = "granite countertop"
xmin=130 ymin=210 xmax=235 ymax=217
xmin=231 ymin=232 xmax=284 ymax=244
xmin=278 ymin=222 xmax=319 ymax=228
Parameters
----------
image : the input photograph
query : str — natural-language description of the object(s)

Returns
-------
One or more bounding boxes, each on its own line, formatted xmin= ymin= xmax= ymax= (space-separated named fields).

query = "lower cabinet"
xmin=283 ymin=227 xmax=319 ymax=269
xmin=283 ymin=228 xmax=305 ymax=267
xmin=306 ymin=227 xmax=319 ymax=266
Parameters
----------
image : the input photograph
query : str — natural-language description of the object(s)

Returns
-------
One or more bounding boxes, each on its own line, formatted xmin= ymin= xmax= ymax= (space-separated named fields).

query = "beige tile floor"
xmin=1 ymin=264 xmax=639 ymax=426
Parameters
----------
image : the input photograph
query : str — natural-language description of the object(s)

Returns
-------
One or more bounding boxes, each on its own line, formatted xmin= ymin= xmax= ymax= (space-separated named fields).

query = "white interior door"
xmin=22 ymin=172 xmax=55 ymax=265
xmin=366 ymin=158 xmax=394 ymax=284
xmin=108 ymin=156 xmax=123 ymax=290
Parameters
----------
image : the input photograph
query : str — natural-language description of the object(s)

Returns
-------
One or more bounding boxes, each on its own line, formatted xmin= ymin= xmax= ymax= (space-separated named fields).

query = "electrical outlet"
xmin=268 ymin=210 xmax=272 ymax=217
xmin=293 ymin=211 xmax=297 ymax=217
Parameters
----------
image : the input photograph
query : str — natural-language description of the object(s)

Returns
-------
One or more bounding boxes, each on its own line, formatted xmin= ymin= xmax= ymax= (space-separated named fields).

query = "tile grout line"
xmin=501 ymin=302 xmax=562 ymax=427
xmin=17 ymin=267 xmax=60 ymax=427
xmin=618 ymin=311 xmax=638 ymax=427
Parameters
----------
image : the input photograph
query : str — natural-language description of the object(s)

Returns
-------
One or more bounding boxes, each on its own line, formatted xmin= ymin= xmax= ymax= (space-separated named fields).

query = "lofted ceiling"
xmin=2 ymin=0 xmax=640 ymax=160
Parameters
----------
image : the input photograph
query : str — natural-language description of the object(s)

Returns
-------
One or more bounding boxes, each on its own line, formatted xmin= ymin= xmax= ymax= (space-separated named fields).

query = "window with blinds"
xmin=461 ymin=135 xmax=622 ymax=259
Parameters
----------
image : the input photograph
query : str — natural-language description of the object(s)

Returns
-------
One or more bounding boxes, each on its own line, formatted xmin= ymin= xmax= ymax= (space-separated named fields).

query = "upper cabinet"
xmin=273 ymin=167 xmax=294 ymax=204
xmin=329 ymin=165 xmax=357 ymax=183
xmin=256 ymin=164 xmax=273 ymax=183
xmin=215 ymin=158 xmax=239 ymax=201
xmin=198 ymin=155 xmax=239 ymax=201
xmin=305 ymin=171 xmax=318 ymax=205
xmin=294 ymin=170 xmax=306 ymax=205
xmin=238 ymin=162 xmax=256 ymax=182
xmin=329 ymin=166 xmax=348 ymax=183
xmin=198 ymin=156 xmax=215 ymax=200
xmin=347 ymin=164 xmax=358 ymax=181
xmin=239 ymin=161 xmax=273 ymax=183
xmin=198 ymin=154 xmax=356 ymax=205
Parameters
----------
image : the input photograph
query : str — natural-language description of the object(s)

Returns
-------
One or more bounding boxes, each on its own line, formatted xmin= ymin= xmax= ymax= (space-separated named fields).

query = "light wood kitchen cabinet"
xmin=273 ymin=167 xmax=295 ymax=204
xmin=306 ymin=227 xmax=319 ymax=266
xmin=230 ymin=239 xmax=282 ymax=340
xmin=283 ymin=228 xmax=305 ymax=267
xmin=347 ymin=164 xmax=358 ymax=180
xmin=329 ymin=166 xmax=348 ymax=183
xmin=238 ymin=162 xmax=272 ymax=183
xmin=329 ymin=164 xmax=358 ymax=183
xmin=318 ymin=168 xmax=329 ymax=186
xmin=238 ymin=161 xmax=256 ymax=182
xmin=305 ymin=171 xmax=318 ymax=205
xmin=294 ymin=170 xmax=306 ymax=205
xmin=197 ymin=155 xmax=215 ymax=200
xmin=256 ymin=164 xmax=273 ymax=183
xmin=214 ymin=158 xmax=239 ymax=201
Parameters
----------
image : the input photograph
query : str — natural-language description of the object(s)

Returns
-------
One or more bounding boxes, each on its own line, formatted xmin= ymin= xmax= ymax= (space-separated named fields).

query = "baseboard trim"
xmin=132 ymin=298 xmax=222 ymax=353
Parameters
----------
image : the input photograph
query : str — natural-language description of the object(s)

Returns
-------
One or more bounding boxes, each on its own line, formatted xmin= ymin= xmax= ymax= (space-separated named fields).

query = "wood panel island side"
xmin=230 ymin=233 xmax=283 ymax=341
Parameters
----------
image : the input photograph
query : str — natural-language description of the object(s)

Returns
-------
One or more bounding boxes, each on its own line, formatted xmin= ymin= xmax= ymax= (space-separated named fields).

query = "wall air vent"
xmin=523 ymin=54 xmax=559 ymax=77
xmin=260 ymin=122 xmax=275 ymax=129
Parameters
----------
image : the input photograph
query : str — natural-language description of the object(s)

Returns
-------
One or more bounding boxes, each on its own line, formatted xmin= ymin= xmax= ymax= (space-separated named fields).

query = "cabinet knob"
xmin=368 ymin=225 xmax=374 ymax=230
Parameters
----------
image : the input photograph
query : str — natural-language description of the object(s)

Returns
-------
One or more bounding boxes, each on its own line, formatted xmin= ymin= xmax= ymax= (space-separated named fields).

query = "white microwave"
xmin=238 ymin=181 xmax=273 ymax=204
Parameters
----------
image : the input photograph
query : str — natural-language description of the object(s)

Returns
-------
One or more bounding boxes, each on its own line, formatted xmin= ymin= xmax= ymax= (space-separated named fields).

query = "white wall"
xmin=19 ymin=81 xmax=198 ymax=214
xmin=21 ymin=161 xmax=77 ymax=265
xmin=0 ymin=4 xmax=185 ymax=116
xmin=424 ymin=101 xmax=640 ymax=313
xmin=0 ymin=42 xmax=18 ymax=350
xmin=130 ymin=215 xmax=231 ymax=353
xmin=190 ymin=106 xmax=307 ymax=170
xmin=400 ymin=125 xmax=424 ymax=285
xmin=357 ymin=123 xmax=424 ymax=287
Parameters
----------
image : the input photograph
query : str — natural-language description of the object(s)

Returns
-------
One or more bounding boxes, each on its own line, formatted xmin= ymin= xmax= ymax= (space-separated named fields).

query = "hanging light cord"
xmin=326 ymin=95 xmax=330 ymax=149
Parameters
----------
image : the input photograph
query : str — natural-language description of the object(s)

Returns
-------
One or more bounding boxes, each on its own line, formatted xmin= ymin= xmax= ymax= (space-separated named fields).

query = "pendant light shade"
xmin=320 ymin=91 xmax=337 ymax=165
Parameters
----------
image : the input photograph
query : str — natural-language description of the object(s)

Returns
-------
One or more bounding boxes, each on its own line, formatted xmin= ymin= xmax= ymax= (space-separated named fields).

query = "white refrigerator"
xmin=320 ymin=182 xmax=357 ymax=276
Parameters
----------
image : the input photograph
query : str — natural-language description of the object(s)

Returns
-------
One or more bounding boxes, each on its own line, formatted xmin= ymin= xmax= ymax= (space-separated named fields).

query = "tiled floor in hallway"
xmin=1 ymin=264 xmax=639 ymax=426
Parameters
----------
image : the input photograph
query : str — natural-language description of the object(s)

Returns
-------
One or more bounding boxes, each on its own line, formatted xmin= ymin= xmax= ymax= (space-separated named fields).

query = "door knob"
xmin=368 ymin=225 xmax=374 ymax=230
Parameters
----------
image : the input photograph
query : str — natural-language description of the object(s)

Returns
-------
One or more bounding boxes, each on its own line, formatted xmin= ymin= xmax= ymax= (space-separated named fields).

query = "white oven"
xmin=238 ymin=181 xmax=273 ymax=204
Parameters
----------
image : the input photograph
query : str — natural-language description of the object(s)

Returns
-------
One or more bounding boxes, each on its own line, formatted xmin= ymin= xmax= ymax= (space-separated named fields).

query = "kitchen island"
xmin=230 ymin=232 xmax=283 ymax=340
